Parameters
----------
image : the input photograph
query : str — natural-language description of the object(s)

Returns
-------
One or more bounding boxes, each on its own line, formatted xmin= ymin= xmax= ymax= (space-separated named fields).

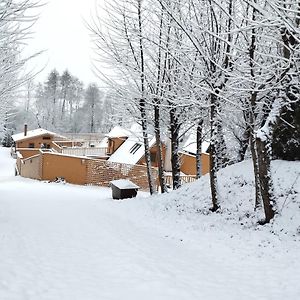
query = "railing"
xmin=51 ymin=141 xmax=63 ymax=153
xmin=11 ymin=147 xmax=17 ymax=158
xmin=40 ymin=148 xmax=54 ymax=153
xmin=164 ymin=174 xmax=197 ymax=186
xmin=61 ymin=147 xmax=107 ymax=157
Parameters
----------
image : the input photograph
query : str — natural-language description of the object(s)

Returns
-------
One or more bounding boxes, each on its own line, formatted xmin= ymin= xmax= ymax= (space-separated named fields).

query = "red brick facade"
xmin=86 ymin=159 xmax=157 ymax=190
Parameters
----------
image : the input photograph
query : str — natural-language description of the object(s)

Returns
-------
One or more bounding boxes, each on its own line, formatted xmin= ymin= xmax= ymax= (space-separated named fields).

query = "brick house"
xmin=13 ymin=125 xmax=157 ymax=191
xmin=13 ymin=124 xmax=209 ymax=191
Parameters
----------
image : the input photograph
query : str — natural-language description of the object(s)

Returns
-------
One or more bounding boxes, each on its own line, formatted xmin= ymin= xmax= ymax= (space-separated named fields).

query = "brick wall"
xmin=17 ymin=152 xmax=157 ymax=192
xmin=86 ymin=159 xmax=157 ymax=191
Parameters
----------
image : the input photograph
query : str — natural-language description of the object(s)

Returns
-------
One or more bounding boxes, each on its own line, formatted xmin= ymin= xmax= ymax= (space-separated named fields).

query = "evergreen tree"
xmin=46 ymin=69 xmax=60 ymax=128
xmin=2 ymin=130 xmax=13 ymax=147
xmin=84 ymin=83 xmax=103 ymax=133
xmin=272 ymin=101 xmax=300 ymax=161
xmin=60 ymin=70 xmax=72 ymax=118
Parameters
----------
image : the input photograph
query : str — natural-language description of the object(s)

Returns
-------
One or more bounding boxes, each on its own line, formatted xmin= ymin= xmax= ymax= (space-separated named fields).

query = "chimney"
xmin=24 ymin=124 xmax=28 ymax=136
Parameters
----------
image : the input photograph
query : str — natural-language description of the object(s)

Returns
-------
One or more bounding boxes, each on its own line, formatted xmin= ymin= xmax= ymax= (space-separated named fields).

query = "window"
xmin=130 ymin=143 xmax=141 ymax=154
xmin=43 ymin=136 xmax=51 ymax=140
xmin=28 ymin=143 xmax=35 ymax=148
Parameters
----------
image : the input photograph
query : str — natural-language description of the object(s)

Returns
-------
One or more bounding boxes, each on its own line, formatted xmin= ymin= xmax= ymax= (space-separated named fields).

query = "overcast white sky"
xmin=25 ymin=0 xmax=102 ymax=86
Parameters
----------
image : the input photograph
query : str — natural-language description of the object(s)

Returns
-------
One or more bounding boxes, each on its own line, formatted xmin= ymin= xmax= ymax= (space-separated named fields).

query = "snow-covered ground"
xmin=0 ymin=147 xmax=299 ymax=300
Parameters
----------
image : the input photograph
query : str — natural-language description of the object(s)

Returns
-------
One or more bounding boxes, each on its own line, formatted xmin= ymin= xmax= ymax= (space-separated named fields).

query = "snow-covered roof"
xmin=98 ymin=136 xmax=109 ymax=148
xmin=106 ymin=123 xmax=156 ymax=165
xmin=106 ymin=123 xmax=146 ymax=139
xmin=182 ymin=134 xmax=210 ymax=154
xmin=106 ymin=126 xmax=131 ymax=138
xmin=201 ymin=141 xmax=210 ymax=154
xmin=12 ymin=128 xmax=61 ymax=142
xmin=110 ymin=179 xmax=139 ymax=189
xmin=108 ymin=136 xmax=156 ymax=165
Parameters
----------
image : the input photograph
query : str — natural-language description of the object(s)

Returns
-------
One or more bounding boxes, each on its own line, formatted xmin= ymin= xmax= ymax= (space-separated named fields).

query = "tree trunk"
xmin=196 ymin=119 xmax=203 ymax=179
xmin=69 ymin=98 xmax=73 ymax=122
xmin=250 ymin=129 xmax=261 ymax=209
xmin=61 ymin=97 xmax=66 ymax=117
xmin=154 ymin=101 xmax=167 ymax=193
xmin=137 ymin=0 xmax=155 ymax=194
xmin=237 ymin=118 xmax=251 ymax=162
xmin=215 ymin=102 xmax=228 ymax=170
xmin=248 ymin=103 xmax=261 ymax=209
xmin=170 ymin=107 xmax=181 ymax=190
xmin=90 ymin=102 xmax=95 ymax=133
xmin=153 ymin=7 xmax=167 ymax=193
xmin=52 ymin=93 xmax=56 ymax=127
xmin=256 ymin=137 xmax=275 ymax=223
xmin=209 ymin=92 xmax=220 ymax=211
xmin=140 ymin=102 xmax=155 ymax=194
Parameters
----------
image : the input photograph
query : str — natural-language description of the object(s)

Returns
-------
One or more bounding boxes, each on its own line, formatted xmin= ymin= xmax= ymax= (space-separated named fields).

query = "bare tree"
xmin=0 ymin=0 xmax=40 ymax=134
xmin=89 ymin=0 xmax=157 ymax=193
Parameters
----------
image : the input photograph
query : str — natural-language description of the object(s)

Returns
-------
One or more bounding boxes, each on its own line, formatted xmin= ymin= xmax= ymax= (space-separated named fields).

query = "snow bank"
xmin=1 ymin=146 xmax=299 ymax=300
xmin=144 ymin=160 xmax=300 ymax=240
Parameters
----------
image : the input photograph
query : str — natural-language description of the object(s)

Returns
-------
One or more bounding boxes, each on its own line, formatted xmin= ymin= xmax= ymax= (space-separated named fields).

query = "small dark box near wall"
xmin=110 ymin=179 xmax=140 ymax=200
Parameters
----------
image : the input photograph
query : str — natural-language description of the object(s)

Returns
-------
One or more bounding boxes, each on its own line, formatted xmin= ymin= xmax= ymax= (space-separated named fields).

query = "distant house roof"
xmin=106 ymin=126 xmax=131 ymax=138
xmin=12 ymin=128 xmax=56 ymax=142
xmin=12 ymin=128 xmax=64 ymax=142
xmin=61 ymin=132 xmax=104 ymax=141
xmin=98 ymin=136 xmax=109 ymax=148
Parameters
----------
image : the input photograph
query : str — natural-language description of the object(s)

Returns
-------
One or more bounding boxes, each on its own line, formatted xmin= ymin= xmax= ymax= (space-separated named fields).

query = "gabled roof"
xmin=108 ymin=136 xmax=156 ymax=165
xmin=107 ymin=123 xmax=157 ymax=165
xmin=12 ymin=128 xmax=63 ymax=142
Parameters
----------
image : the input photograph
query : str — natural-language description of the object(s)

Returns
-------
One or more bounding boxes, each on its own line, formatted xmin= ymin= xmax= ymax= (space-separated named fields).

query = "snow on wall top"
xmin=12 ymin=128 xmax=61 ymax=142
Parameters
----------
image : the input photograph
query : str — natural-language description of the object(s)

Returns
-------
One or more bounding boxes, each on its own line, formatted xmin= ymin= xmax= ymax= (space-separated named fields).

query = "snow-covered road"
xmin=0 ymin=147 xmax=299 ymax=300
